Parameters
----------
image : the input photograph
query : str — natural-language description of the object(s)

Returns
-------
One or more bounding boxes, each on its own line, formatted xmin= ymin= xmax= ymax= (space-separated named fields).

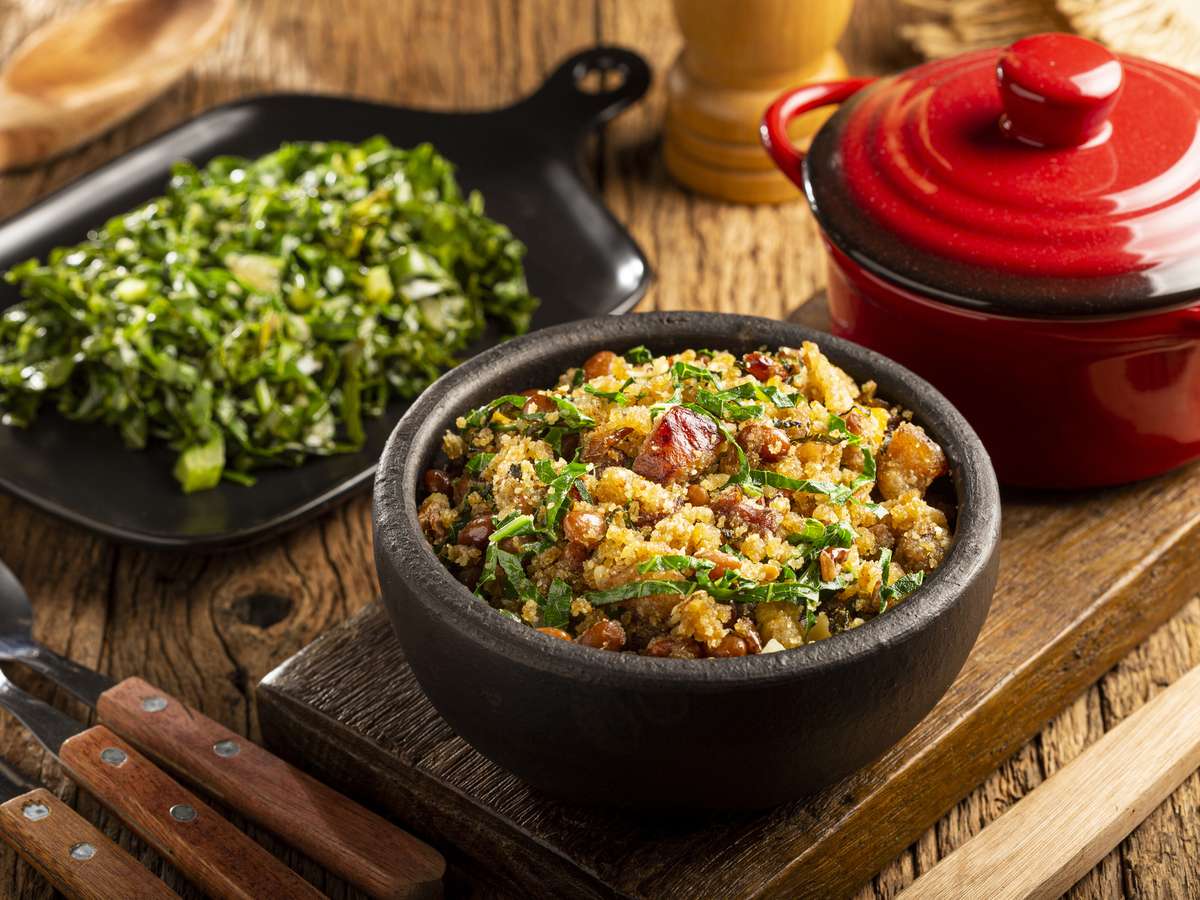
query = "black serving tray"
xmin=0 ymin=47 xmax=652 ymax=550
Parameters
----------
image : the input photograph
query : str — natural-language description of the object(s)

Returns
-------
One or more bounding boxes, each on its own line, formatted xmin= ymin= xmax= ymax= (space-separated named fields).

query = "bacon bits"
xmin=712 ymin=487 xmax=781 ymax=534
xmin=742 ymin=351 xmax=785 ymax=383
xmin=582 ymin=426 xmax=634 ymax=469
xmin=737 ymin=422 xmax=791 ymax=463
xmin=633 ymin=406 xmax=723 ymax=484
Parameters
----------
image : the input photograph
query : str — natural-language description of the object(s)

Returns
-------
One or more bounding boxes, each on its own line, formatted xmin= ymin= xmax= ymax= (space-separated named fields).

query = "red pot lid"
xmin=805 ymin=33 xmax=1200 ymax=317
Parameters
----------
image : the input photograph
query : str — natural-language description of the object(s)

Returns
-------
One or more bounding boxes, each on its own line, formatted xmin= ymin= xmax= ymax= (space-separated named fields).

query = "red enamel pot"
xmin=762 ymin=33 xmax=1200 ymax=488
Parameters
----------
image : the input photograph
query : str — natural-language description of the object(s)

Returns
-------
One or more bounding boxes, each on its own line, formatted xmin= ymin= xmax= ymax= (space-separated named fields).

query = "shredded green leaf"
xmin=0 ymin=137 xmax=537 ymax=491
xmin=541 ymin=578 xmax=573 ymax=627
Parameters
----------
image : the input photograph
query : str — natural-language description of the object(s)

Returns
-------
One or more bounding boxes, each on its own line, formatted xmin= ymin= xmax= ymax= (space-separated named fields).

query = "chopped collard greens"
xmin=419 ymin=343 xmax=954 ymax=658
xmin=0 ymin=137 xmax=538 ymax=491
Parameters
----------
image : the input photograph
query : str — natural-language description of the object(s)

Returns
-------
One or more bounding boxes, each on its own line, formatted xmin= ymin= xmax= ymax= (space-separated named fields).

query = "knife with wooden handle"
xmin=0 ymin=559 xmax=445 ymax=899
xmin=0 ymin=670 xmax=325 ymax=899
xmin=0 ymin=781 xmax=176 ymax=900
xmin=98 ymin=678 xmax=445 ymax=898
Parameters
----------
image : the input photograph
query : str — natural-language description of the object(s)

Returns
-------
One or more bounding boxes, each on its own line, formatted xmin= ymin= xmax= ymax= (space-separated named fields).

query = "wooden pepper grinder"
xmin=665 ymin=0 xmax=854 ymax=204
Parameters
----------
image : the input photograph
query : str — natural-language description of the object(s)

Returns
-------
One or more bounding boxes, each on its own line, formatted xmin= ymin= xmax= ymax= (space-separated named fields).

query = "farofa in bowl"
xmin=418 ymin=342 xmax=953 ymax=658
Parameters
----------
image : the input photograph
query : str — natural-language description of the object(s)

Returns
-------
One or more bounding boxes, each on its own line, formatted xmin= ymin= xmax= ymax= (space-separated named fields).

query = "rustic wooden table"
xmin=0 ymin=1 xmax=1196 ymax=898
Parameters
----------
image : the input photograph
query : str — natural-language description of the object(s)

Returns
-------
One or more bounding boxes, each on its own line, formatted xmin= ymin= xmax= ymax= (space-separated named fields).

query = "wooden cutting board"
xmin=256 ymin=303 xmax=1200 ymax=899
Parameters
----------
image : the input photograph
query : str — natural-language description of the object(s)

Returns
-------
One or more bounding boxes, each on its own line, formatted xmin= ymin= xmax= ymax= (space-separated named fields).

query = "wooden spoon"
xmin=0 ymin=0 xmax=236 ymax=171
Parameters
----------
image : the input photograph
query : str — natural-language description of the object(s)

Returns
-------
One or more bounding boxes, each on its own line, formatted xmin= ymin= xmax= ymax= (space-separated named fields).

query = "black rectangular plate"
xmin=0 ymin=47 xmax=652 ymax=550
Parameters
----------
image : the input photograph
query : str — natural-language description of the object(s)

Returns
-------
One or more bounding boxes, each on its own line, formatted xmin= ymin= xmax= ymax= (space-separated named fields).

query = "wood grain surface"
xmin=0 ymin=1 xmax=1195 ymax=899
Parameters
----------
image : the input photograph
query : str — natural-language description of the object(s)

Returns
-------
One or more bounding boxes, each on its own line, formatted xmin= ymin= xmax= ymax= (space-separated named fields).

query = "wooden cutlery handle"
xmin=0 ymin=787 xmax=175 ymax=900
xmin=97 ymin=677 xmax=444 ymax=899
xmin=899 ymin=663 xmax=1200 ymax=900
xmin=59 ymin=726 xmax=323 ymax=900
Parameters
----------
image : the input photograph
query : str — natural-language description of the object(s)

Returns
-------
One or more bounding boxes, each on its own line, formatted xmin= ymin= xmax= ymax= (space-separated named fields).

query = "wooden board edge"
xmin=256 ymin=667 xmax=629 ymax=900
xmin=754 ymin=508 xmax=1200 ymax=899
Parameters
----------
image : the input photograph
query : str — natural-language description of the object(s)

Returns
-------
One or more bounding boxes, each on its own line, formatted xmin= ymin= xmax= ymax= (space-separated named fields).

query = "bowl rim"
xmin=373 ymin=310 xmax=1001 ymax=691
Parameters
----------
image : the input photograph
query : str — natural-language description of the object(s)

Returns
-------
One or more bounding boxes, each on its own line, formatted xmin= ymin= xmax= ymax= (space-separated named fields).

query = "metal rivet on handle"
xmin=21 ymin=802 xmax=49 ymax=821
xmin=141 ymin=696 xmax=167 ymax=713
xmin=99 ymin=747 xmax=127 ymax=767
xmin=169 ymin=803 xmax=197 ymax=823
xmin=212 ymin=739 xmax=240 ymax=758
xmin=69 ymin=842 xmax=96 ymax=861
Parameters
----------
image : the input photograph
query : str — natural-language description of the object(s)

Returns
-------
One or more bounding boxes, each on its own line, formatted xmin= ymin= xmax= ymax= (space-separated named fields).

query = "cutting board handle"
xmin=514 ymin=46 xmax=651 ymax=138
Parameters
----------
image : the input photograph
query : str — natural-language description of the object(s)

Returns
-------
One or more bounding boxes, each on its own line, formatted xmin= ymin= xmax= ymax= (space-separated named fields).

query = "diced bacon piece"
xmin=737 ymin=422 xmax=791 ymax=463
xmin=582 ymin=426 xmax=634 ymax=468
xmin=632 ymin=406 xmax=722 ymax=484
xmin=712 ymin=487 xmax=781 ymax=534
xmin=742 ymin=351 xmax=785 ymax=383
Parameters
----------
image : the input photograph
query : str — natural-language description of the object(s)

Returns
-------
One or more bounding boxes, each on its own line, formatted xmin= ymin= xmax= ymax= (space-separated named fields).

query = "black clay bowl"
xmin=373 ymin=311 xmax=1001 ymax=809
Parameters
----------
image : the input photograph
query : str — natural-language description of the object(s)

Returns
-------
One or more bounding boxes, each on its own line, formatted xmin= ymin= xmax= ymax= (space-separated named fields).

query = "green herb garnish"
xmin=584 ymin=377 xmax=635 ymax=406
xmin=624 ymin=345 xmax=653 ymax=364
xmin=541 ymin=578 xmax=573 ymax=628
xmin=465 ymin=452 xmax=496 ymax=475
xmin=878 ymin=547 xmax=925 ymax=612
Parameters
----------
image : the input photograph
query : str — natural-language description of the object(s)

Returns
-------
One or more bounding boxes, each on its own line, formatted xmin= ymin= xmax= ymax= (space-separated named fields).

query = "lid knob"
xmin=997 ymin=33 xmax=1124 ymax=148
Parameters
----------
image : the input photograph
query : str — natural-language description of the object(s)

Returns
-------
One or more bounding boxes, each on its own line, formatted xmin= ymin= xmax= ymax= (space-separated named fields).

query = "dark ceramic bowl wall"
xmin=374 ymin=312 xmax=1001 ymax=809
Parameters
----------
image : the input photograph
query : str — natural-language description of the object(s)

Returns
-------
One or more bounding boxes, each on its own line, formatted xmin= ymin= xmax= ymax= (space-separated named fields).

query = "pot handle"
xmin=760 ymin=79 xmax=875 ymax=188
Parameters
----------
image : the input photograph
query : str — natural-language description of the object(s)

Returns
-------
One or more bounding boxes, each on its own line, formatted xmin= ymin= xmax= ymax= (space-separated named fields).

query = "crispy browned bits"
xmin=583 ymin=350 xmax=617 ymax=379
xmin=537 ymin=627 xmax=573 ymax=641
xmin=877 ymin=421 xmax=948 ymax=500
xmin=560 ymin=542 xmax=590 ymax=571
xmin=456 ymin=515 xmax=494 ymax=549
xmin=578 ymin=619 xmax=626 ymax=651
xmin=424 ymin=468 xmax=452 ymax=495
xmin=582 ymin=426 xmax=634 ymax=468
xmin=562 ymin=508 xmax=607 ymax=548
xmin=633 ymin=405 xmax=723 ymax=484
xmin=742 ymin=350 xmax=785 ymax=382
xmin=712 ymin=487 xmax=781 ymax=534
xmin=738 ymin=422 xmax=791 ymax=463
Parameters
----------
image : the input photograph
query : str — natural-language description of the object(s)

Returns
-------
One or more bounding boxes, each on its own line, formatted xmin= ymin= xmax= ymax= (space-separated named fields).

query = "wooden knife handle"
xmin=59 ymin=726 xmax=324 ymax=900
xmin=0 ymin=787 xmax=176 ymax=900
xmin=97 ymin=677 xmax=444 ymax=899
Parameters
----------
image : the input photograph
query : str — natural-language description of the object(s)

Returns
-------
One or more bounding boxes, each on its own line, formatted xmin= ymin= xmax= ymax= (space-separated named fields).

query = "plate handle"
xmin=514 ymin=46 xmax=652 ymax=138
